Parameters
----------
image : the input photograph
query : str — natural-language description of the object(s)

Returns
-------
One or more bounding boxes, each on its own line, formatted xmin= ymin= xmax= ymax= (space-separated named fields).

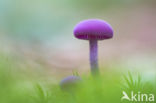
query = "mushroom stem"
xmin=89 ymin=40 xmax=99 ymax=75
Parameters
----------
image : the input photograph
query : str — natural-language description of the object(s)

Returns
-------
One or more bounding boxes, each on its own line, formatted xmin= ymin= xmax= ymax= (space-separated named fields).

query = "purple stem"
xmin=89 ymin=40 xmax=99 ymax=75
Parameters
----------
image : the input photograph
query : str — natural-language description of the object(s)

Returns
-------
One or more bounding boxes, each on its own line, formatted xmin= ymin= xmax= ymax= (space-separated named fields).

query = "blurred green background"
xmin=0 ymin=0 xmax=156 ymax=102
xmin=0 ymin=0 xmax=155 ymax=77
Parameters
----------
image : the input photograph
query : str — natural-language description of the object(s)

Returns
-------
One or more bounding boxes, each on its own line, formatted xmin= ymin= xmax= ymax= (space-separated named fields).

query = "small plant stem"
xmin=89 ymin=40 xmax=99 ymax=75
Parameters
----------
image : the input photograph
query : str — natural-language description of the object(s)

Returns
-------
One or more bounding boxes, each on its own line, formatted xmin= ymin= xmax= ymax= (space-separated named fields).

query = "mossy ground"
xmin=0 ymin=54 xmax=155 ymax=103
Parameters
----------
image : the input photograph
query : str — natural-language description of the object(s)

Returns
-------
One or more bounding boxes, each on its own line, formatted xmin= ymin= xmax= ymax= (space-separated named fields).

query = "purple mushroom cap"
xmin=73 ymin=19 xmax=113 ymax=40
xmin=60 ymin=76 xmax=81 ymax=91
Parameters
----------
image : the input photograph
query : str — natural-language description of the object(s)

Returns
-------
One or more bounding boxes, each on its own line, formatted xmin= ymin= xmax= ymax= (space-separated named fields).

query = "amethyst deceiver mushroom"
xmin=73 ymin=19 xmax=113 ymax=75
xmin=60 ymin=76 xmax=81 ymax=91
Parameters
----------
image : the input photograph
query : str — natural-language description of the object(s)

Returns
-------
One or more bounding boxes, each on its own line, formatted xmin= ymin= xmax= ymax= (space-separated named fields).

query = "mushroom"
xmin=60 ymin=76 xmax=81 ymax=91
xmin=73 ymin=19 xmax=113 ymax=75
